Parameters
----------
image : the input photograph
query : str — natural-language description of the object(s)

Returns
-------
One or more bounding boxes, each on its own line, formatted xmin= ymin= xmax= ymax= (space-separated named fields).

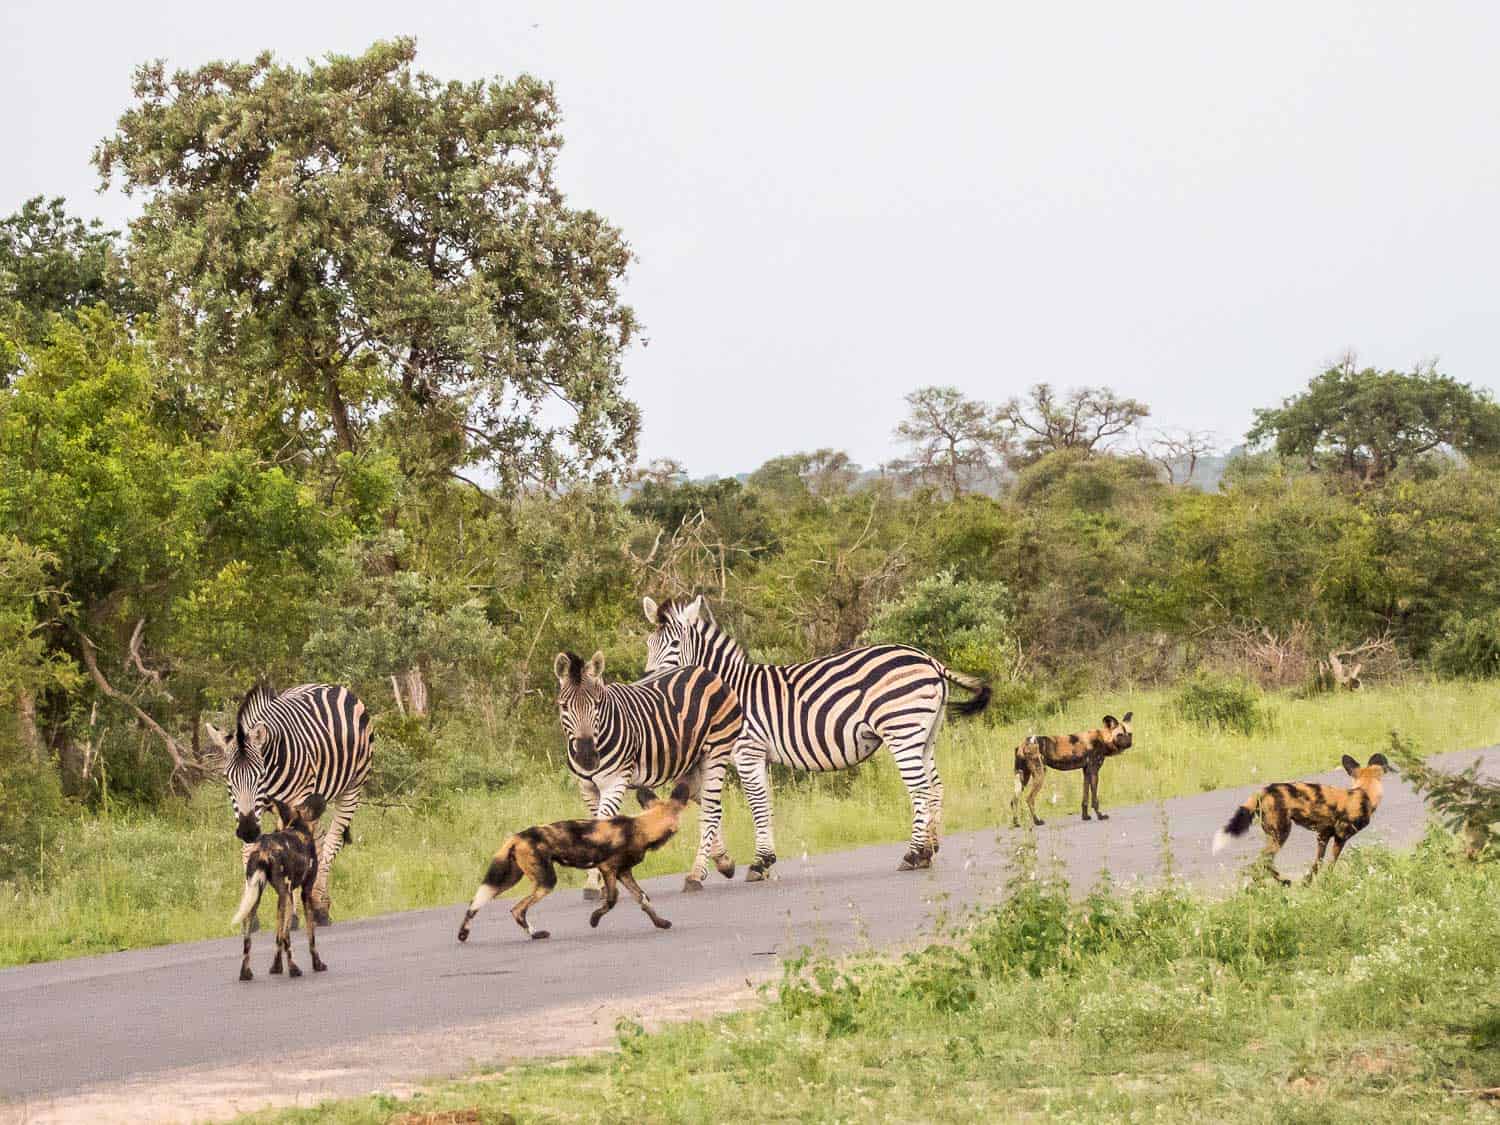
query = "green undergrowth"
xmin=3 ymin=679 xmax=1500 ymax=966
xmin=246 ymin=833 xmax=1500 ymax=1123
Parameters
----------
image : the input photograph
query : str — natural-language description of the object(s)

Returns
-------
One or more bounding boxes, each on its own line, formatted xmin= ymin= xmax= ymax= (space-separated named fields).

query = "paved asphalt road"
xmin=3 ymin=746 xmax=1494 ymax=1109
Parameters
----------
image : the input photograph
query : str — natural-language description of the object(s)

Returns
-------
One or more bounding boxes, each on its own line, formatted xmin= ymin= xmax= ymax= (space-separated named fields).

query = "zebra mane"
xmin=654 ymin=598 xmax=682 ymax=625
xmin=233 ymin=681 xmax=279 ymax=751
xmin=560 ymin=652 xmax=585 ymax=684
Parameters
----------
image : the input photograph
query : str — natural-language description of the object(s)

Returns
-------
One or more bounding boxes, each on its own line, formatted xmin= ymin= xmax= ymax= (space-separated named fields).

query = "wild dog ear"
xmin=301 ymin=794 xmax=327 ymax=821
xmin=635 ymin=787 xmax=660 ymax=809
xmin=1103 ymin=715 xmax=1119 ymax=730
xmin=643 ymin=596 xmax=658 ymax=622
xmin=586 ymin=650 xmax=606 ymax=681
xmin=268 ymin=798 xmax=294 ymax=827
xmin=1122 ymin=711 xmax=1133 ymax=724
xmin=670 ymin=780 xmax=692 ymax=804
xmin=1341 ymin=754 xmax=1360 ymax=776
xmin=1367 ymin=753 xmax=1391 ymax=771
xmin=553 ymin=652 xmax=575 ymax=685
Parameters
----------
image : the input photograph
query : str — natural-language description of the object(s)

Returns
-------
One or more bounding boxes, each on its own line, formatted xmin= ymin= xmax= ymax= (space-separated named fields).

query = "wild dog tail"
xmin=1212 ymin=793 xmax=1261 ymax=854
xmin=458 ymin=837 xmax=524 ymax=941
xmin=231 ymin=867 xmax=268 ymax=928
xmin=941 ymin=665 xmax=992 ymax=717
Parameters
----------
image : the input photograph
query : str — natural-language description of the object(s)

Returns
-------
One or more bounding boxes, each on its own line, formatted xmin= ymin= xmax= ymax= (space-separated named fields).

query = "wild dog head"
xmin=1342 ymin=752 xmax=1390 ymax=789
xmin=641 ymin=595 xmax=714 ymax=674
xmin=1102 ymin=712 xmax=1134 ymax=755
xmin=555 ymin=650 xmax=608 ymax=773
xmin=206 ymin=684 xmax=279 ymax=843
xmin=266 ymin=794 xmax=327 ymax=840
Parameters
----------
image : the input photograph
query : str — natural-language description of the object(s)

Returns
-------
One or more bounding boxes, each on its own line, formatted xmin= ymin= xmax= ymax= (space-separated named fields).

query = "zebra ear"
xmin=685 ymin=594 xmax=713 ymax=626
xmin=642 ymin=596 xmax=658 ymax=623
xmin=246 ymin=723 xmax=271 ymax=752
xmin=553 ymin=652 xmax=572 ymax=684
xmin=587 ymin=650 xmax=606 ymax=681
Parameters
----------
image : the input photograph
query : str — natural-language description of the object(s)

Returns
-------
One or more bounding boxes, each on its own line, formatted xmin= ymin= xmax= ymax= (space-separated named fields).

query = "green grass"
xmin=4 ymin=678 xmax=1500 ymax=967
xmin=242 ymin=834 xmax=1500 ymax=1124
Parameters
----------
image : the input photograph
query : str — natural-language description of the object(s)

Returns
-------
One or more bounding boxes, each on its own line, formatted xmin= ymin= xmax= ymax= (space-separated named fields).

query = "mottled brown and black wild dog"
xmin=1012 ymin=713 xmax=1133 ymax=826
xmin=230 ymin=796 xmax=327 ymax=981
xmin=457 ymin=782 xmax=691 ymax=942
xmin=1212 ymin=754 xmax=1391 ymax=883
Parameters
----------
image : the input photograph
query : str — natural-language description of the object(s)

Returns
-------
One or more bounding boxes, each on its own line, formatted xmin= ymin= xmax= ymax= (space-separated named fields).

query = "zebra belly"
xmin=760 ymin=724 xmax=882 ymax=772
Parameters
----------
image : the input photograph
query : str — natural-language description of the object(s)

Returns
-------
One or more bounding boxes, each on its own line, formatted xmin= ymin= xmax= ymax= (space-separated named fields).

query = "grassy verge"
xmin=244 ymin=834 xmax=1500 ymax=1124
xmin=4 ymin=678 xmax=1499 ymax=967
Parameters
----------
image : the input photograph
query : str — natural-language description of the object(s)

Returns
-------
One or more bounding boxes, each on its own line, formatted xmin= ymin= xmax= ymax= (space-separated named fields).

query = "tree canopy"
xmin=94 ymin=38 xmax=639 ymax=490
xmin=1247 ymin=359 xmax=1500 ymax=483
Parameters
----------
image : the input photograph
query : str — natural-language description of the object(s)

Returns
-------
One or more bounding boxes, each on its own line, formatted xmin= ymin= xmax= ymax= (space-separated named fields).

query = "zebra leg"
xmin=686 ymin=756 xmax=731 ymax=890
xmin=735 ymin=744 xmax=777 ymax=881
xmin=310 ymin=791 xmax=360 ymax=926
xmin=577 ymin=776 xmax=604 ymax=901
xmin=921 ymin=715 xmax=945 ymax=855
xmin=891 ymin=735 xmax=935 ymax=870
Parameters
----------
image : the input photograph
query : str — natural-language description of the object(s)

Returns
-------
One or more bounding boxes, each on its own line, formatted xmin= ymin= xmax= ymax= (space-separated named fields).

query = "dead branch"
xmin=127 ymin=618 xmax=173 ymax=700
xmin=76 ymin=628 xmax=205 ymax=786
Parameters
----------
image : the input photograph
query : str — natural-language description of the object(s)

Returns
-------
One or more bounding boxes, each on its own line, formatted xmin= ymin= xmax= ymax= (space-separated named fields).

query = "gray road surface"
xmin=2 ymin=747 xmax=1493 ymax=1111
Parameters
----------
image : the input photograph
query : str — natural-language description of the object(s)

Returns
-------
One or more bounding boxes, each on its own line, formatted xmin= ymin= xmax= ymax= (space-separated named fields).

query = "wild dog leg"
xmin=280 ymin=881 xmax=303 ymax=978
xmin=1025 ymin=756 xmax=1046 ymax=826
xmin=590 ymin=868 xmax=622 ymax=928
xmin=300 ymin=882 xmax=327 ymax=972
xmin=1091 ymin=766 xmax=1109 ymax=820
xmin=512 ymin=861 xmax=557 ymax=940
xmin=618 ymin=869 xmax=672 ymax=929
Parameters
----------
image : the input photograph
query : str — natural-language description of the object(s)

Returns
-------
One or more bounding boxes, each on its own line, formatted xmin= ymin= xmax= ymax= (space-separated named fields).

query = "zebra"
xmin=553 ymin=650 xmax=742 ymax=895
xmin=641 ymin=595 xmax=990 ymax=877
xmin=205 ymin=682 xmax=373 ymax=926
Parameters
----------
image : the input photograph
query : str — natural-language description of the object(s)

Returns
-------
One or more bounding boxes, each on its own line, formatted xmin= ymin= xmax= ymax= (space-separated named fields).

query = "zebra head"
xmin=641 ymin=595 xmax=714 ymax=673
xmin=205 ymin=718 xmax=271 ymax=843
xmin=554 ymin=650 xmax=607 ymax=773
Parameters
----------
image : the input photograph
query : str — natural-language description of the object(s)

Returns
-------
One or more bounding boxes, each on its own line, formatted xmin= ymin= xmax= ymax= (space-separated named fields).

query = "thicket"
xmin=8 ymin=38 xmax=1500 ymax=880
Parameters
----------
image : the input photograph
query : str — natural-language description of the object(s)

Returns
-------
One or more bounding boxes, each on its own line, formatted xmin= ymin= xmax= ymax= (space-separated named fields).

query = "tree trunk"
xmin=16 ymin=688 xmax=42 ymax=764
xmin=403 ymin=666 xmax=429 ymax=718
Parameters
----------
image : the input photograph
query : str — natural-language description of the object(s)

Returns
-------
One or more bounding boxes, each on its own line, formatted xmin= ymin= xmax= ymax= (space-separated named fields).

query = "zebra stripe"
xmin=642 ymin=596 xmax=989 ymax=875
xmin=554 ymin=652 xmax=742 ymax=890
xmin=219 ymin=683 xmax=373 ymax=923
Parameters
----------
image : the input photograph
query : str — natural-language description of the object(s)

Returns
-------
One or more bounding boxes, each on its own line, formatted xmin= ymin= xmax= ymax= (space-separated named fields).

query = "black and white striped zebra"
xmin=641 ymin=596 xmax=990 ymax=876
xmin=205 ymin=683 xmax=373 ymax=925
xmin=553 ymin=651 xmax=742 ymax=894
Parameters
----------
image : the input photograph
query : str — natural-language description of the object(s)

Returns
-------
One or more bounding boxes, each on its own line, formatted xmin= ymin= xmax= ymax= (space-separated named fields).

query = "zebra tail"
xmin=231 ymin=868 xmax=268 ymax=928
xmin=942 ymin=666 xmax=991 ymax=717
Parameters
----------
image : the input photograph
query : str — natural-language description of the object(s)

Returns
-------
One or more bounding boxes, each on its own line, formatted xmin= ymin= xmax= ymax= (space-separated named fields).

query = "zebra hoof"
xmin=897 ymin=851 xmax=933 ymax=871
xmin=745 ymin=867 xmax=766 ymax=883
xmin=682 ymin=877 xmax=704 ymax=893
xmin=582 ymin=887 xmax=602 ymax=902
xmin=239 ymin=967 xmax=254 ymax=982
xmin=716 ymin=858 xmax=736 ymax=880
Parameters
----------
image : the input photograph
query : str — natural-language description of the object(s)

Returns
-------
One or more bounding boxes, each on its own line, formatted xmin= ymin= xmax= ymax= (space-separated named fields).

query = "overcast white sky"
xmin=4 ymin=2 xmax=1497 ymax=476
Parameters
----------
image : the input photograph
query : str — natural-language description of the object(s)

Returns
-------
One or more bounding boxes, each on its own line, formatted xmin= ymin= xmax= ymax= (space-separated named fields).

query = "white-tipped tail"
xmin=1211 ymin=828 xmax=1232 ymax=855
xmin=231 ymin=869 xmax=267 ymax=927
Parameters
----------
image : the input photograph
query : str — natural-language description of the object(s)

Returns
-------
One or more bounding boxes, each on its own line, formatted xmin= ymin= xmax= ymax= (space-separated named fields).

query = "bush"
xmin=1432 ymin=609 xmax=1500 ymax=680
xmin=0 ymin=757 xmax=68 ymax=880
xmin=863 ymin=570 xmax=1020 ymax=684
xmin=1173 ymin=672 xmax=1267 ymax=735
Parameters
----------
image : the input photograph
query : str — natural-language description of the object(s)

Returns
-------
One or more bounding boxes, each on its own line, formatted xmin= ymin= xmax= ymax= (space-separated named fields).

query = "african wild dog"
xmin=457 ymin=782 xmax=692 ymax=942
xmin=1012 ymin=713 xmax=1133 ymax=826
xmin=230 ymin=795 xmax=328 ymax=981
xmin=1212 ymin=754 xmax=1391 ymax=883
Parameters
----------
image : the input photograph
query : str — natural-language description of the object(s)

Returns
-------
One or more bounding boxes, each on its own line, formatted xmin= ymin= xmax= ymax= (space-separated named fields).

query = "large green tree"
xmin=1248 ymin=359 xmax=1500 ymax=483
xmin=94 ymin=38 xmax=639 ymax=491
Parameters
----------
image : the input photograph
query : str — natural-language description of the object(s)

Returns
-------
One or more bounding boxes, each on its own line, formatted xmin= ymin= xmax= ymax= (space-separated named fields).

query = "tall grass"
xmin=246 ymin=833 xmax=1500 ymax=1123
xmin=4 ymin=679 xmax=1499 ymax=967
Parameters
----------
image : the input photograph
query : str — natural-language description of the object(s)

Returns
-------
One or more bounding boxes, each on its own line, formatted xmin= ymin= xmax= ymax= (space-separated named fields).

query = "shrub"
xmin=0 ymin=756 xmax=68 ymax=880
xmin=863 ymin=570 xmax=1020 ymax=684
xmin=1173 ymin=672 xmax=1267 ymax=735
xmin=1432 ymin=609 xmax=1500 ymax=680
